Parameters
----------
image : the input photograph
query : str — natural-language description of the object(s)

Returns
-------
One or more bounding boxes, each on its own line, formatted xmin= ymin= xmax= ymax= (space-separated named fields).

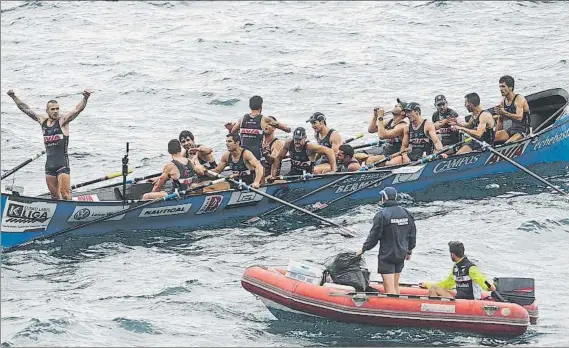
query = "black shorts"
xmin=377 ymin=261 xmax=404 ymax=274
xmin=286 ymin=168 xmax=312 ymax=176
xmin=506 ymin=128 xmax=526 ymax=138
xmin=45 ymin=165 xmax=70 ymax=177
xmin=364 ymin=144 xmax=385 ymax=156
xmin=470 ymin=141 xmax=484 ymax=151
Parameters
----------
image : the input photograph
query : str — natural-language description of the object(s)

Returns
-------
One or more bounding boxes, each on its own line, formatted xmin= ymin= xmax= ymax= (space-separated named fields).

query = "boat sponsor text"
xmin=72 ymin=194 xmax=100 ymax=202
xmin=532 ymin=128 xmax=569 ymax=151
xmin=68 ymin=205 xmax=129 ymax=222
xmin=138 ymin=203 xmax=192 ymax=218
xmin=484 ymin=141 xmax=530 ymax=165
xmin=433 ymin=155 xmax=480 ymax=174
xmin=1 ymin=199 xmax=57 ymax=233
xmin=420 ymin=303 xmax=456 ymax=314
xmin=226 ymin=188 xmax=267 ymax=208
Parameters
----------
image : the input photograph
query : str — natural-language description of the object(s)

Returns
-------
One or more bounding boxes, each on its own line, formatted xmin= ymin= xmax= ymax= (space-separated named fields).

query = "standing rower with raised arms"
xmin=7 ymin=89 xmax=92 ymax=200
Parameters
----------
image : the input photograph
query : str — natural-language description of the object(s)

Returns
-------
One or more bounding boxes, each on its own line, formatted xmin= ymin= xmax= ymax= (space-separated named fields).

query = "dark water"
xmin=1 ymin=1 xmax=569 ymax=346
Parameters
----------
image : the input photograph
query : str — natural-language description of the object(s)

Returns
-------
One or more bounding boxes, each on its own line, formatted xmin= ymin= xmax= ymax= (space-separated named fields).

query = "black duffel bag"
xmin=323 ymin=252 xmax=375 ymax=292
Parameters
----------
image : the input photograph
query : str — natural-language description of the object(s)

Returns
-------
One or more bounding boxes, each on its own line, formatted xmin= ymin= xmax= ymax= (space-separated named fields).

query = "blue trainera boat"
xmin=2 ymin=88 xmax=568 ymax=250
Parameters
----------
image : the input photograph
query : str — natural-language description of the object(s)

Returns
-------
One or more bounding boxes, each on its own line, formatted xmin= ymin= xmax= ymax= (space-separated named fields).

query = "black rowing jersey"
xmin=239 ymin=113 xmax=264 ymax=160
xmin=42 ymin=118 xmax=69 ymax=170
xmin=228 ymin=149 xmax=255 ymax=185
xmin=408 ymin=120 xmax=433 ymax=161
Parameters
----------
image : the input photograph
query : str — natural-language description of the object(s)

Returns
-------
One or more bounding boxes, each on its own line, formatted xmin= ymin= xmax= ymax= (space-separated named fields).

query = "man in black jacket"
xmin=356 ymin=187 xmax=416 ymax=294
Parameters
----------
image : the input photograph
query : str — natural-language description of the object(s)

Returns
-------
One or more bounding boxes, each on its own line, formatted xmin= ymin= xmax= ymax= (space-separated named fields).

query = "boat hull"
xmin=241 ymin=265 xmax=532 ymax=337
xmin=1 ymin=90 xmax=568 ymax=250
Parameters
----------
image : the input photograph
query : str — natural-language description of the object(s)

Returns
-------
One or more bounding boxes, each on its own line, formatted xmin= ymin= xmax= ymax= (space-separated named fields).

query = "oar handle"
xmin=352 ymin=140 xmax=383 ymax=150
xmin=70 ymin=169 xmax=133 ymax=190
xmin=344 ymin=133 xmax=364 ymax=144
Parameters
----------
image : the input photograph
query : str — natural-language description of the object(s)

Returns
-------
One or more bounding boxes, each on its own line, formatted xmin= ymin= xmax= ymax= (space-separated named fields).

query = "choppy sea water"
xmin=1 ymin=1 xmax=569 ymax=346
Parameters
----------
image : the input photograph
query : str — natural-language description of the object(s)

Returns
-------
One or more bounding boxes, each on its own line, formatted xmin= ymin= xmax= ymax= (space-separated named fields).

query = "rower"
xmin=268 ymin=127 xmax=336 ymax=180
xmin=400 ymin=102 xmax=448 ymax=162
xmin=306 ymin=112 xmax=343 ymax=174
xmin=7 ymin=89 xmax=91 ymax=200
xmin=212 ymin=133 xmax=264 ymax=189
xmin=178 ymin=130 xmax=217 ymax=171
xmin=142 ymin=139 xmax=206 ymax=200
xmin=453 ymin=93 xmax=496 ymax=154
xmin=261 ymin=116 xmax=284 ymax=177
xmin=493 ymin=75 xmax=531 ymax=144
xmin=364 ymin=103 xmax=407 ymax=167
xmin=337 ymin=144 xmax=361 ymax=172
xmin=432 ymin=94 xmax=460 ymax=148
xmin=230 ymin=95 xmax=291 ymax=173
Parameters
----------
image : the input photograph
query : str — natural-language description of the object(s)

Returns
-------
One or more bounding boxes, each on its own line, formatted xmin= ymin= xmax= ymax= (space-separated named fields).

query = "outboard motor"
xmin=494 ymin=277 xmax=536 ymax=306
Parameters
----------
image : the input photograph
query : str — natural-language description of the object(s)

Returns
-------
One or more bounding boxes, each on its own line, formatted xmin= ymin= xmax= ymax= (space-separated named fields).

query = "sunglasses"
xmin=436 ymin=103 xmax=446 ymax=107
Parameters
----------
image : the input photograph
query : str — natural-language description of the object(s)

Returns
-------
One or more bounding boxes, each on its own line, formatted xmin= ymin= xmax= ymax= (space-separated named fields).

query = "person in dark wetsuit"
xmin=419 ymin=241 xmax=496 ymax=300
xmin=307 ymin=112 xmax=344 ymax=174
xmin=432 ymin=94 xmax=460 ymax=147
xmin=261 ymin=116 xmax=284 ymax=177
xmin=213 ymin=133 xmax=264 ymax=189
xmin=142 ymin=139 xmax=206 ymax=200
xmin=230 ymin=96 xmax=291 ymax=172
xmin=453 ymin=93 xmax=496 ymax=154
xmin=492 ymin=75 xmax=531 ymax=144
xmin=7 ymin=89 xmax=92 ymax=200
xmin=356 ymin=187 xmax=416 ymax=295
xmin=401 ymin=102 xmax=447 ymax=162
xmin=337 ymin=144 xmax=361 ymax=172
xmin=268 ymin=127 xmax=336 ymax=181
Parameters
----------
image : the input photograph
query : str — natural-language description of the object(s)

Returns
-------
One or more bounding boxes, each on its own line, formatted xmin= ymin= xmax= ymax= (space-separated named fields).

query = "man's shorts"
xmin=378 ymin=261 xmax=404 ymax=274
xmin=45 ymin=165 xmax=70 ymax=177
xmin=362 ymin=144 xmax=386 ymax=156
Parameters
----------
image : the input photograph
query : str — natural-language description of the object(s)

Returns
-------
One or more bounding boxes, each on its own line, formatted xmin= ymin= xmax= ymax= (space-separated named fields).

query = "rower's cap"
xmin=396 ymin=98 xmax=408 ymax=110
xmin=306 ymin=112 xmax=326 ymax=123
xmin=293 ymin=127 xmax=307 ymax=140
xmin=434 ymin=95 xmax=447 ymax=105
xmin=379 ymin=186 xmax=398 ymax=201
xmin=403 ymin=102 xmax=421 ymax=111
xmin=448 ymin=241 xmax=465 ymax=255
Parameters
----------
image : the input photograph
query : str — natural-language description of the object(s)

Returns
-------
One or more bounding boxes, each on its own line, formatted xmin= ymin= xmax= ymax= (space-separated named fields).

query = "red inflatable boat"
xmin=241 ymin=264 xmax=538 ymax=337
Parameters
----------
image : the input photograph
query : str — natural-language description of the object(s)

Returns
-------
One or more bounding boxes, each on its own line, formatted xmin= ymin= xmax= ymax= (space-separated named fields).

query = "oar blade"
xmin=311 ymin=201 xmax=329 ymax=211
xmin=338 ymin=226 xmax=356 ymax=238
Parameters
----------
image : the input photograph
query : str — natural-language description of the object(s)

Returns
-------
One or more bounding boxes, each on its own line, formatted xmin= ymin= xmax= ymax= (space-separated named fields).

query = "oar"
xmin=206 ymin=170 xmax=355 ymax=238
xmin=98 ymin=172 xmax=163 ymax=189
xmin=243 ymin=148 xmax=410 ymax=224
xmin=343 ymin=133 xmax=364 ymax=144
xmin=312 ymin=139 xmax=470 ymax=211
xmin=352 ymin=140 xmax=384 ymax=151
xmin=1 ymin=151 xmax=45 ymax=180
xmin=460 ymin=132 xmax=567 ymax=195
xmin=3 ymin=178 xmax=228 ymax=252
xmin=38 ymin=170 xmax=134 ymax=196
xmin=72 ymin=170 xmax=133 ymax=190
